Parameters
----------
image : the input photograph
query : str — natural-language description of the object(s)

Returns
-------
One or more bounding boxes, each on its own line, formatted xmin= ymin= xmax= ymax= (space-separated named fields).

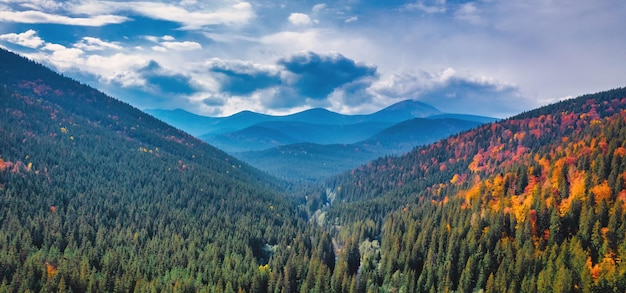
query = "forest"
xmin=1 ymin=47 xmax=626 ymax=292
xmin=316 ymin=87 xmax=626 ymax=292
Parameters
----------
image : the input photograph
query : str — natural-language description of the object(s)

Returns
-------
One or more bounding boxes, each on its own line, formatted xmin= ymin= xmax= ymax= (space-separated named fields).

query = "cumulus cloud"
xmin=278 ymin=51 xmax=377 ymax=100
xmin=0 ymin=29 xmax=44 ymax=48
xmin=0 ymin=10 xmax=129 ymax=26
xmin=288 ymin=13 xmax=312 ymax=26
xmin=138 ymin=60 xmax=197 ymax=95
xmin=82 ymin=53 xmax=149 ymax=87
xmin=372 ymin=69 xmax=533 ymax=117
xmin=39 ymin=43 xmax=85 ymax=70
xmin=74 ymin=37 xmax=122 ymax=51
xmin=207 ymin=59 xmax=281 ymax=96
xmin=200 ymin=52 xmax=378 ymax=112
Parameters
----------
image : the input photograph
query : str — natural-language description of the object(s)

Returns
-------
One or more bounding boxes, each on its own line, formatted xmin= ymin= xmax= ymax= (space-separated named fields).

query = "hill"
xmin=0 ymin=49 xmax=337 ymax=292
xmin=312 ymin=87 xmax=626 ymax=292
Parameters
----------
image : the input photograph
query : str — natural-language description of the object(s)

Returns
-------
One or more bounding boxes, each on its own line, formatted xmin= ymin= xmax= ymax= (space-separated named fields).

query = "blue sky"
xmin=0 ymin=0 xmax=625 ymax=118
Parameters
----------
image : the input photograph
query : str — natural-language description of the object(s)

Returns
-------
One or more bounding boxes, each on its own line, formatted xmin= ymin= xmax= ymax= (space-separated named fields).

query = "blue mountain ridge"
xmin=146 ymin=100 xmax=495 ymax=153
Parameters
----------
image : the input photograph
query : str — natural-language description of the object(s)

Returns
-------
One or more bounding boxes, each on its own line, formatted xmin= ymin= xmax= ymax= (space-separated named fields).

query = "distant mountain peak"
xmin=387 ymin=99 xmax=439 ymax=109
xmin=368 ymin=99 xmax=442 ymax=121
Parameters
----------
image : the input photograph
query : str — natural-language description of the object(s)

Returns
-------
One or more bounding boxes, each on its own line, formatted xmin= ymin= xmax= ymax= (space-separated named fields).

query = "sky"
xmin=0 ymin=0 xmax=625 ymax=118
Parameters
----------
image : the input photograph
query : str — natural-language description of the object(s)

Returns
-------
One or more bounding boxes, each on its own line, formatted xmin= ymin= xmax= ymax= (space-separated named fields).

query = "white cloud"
xmin=345 ymin=16 xmax=358 ymax=23
xmin=69 ymin=1 xmax=255 ymax=29
xmin=152 ymin=46 xmax=168 ymax=52
xmin=454 ymin=2 xmax=481 ymax=24
xmin=4 ymin=0 xmax=63 ymax=11
xmin=141 ymin=35 xmax=201 ymax=50
xmin=38 ymin=43 xmax=85 ymax=70
xmin=0 ymin=10 xmax=129 ymax=26
xmin=312 ymin=4 xmax=327 ymax=14
xmin=404 ymin=0 xmax=447 ymax=14
xmin=205 ymin=57 xmax=280 ymax=75
xmin=83 ymin=53 xmax=150 ymax=87
xmin=161 ymin=41 xmax=202 ymax=51
xmin=41 ymin=43 xmax=66 ymax=51
xmin=203 ymin=32 xmax=257 ymax=43
xmin=74 ymin=37 xmax=123 ymax=51
xmin=178 ymin=0 xmax=197 ymax=6
xmin=143 ymin=36 xmax=160 ymax=43
xmin=288 ymin=13 xmax=312 ymax=26
xmin=0 ymin=29 xmax=44 ymax=48
xmin=260 ymin=30 xmax=322 ymax=51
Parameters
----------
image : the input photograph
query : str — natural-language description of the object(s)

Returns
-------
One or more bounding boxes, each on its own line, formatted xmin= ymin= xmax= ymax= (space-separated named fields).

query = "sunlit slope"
xmin=320 ymin=87 xmax=626 ymax=292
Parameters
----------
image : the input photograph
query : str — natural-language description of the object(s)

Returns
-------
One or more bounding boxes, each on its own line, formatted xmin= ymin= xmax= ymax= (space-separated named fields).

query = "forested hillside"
xmin=0 ymin=49 xmax=340 ymax=292
xmin=317 ymin=87 xmax=626 ymax=292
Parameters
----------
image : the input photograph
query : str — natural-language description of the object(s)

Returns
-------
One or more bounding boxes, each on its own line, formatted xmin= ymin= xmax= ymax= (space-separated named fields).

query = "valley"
xmin=1 ymin=48 xmax=625 ymax=292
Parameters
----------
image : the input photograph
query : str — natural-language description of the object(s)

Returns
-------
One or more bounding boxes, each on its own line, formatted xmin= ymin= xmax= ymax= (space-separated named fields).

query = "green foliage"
xmin=0 ymin=49 xmax=336 ymax=292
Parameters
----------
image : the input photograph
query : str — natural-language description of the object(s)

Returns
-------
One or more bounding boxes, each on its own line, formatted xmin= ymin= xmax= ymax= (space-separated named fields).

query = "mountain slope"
xmin=316 ymin=87 xmax=626 ymax=292
xmin=0 ymin=49 xmax=336 ymax=292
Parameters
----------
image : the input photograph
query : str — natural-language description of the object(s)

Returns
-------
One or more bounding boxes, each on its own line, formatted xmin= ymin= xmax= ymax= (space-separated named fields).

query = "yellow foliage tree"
xmin=591 ymin=180 xmax=612 ymax=203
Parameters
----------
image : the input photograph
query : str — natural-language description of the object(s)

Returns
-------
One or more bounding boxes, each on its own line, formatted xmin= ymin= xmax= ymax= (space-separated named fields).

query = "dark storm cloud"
xmin=139 ymin=60 xmax=196 ymax=95
xmin=278 ymin=51 xmax=377 ymax=100
xmin=210 ymin=66 xmax=281 ymax=96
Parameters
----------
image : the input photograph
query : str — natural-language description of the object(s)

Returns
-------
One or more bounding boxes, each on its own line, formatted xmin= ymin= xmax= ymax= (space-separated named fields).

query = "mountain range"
xmin=1 ymin=48 xmax=625 ymax=292
xmin=146 ymin=99 xmax=446 ymax=137
xmin=147 ymin=100 xmax=494 ymax=151
xmin=147 ymin=99 xmax=495 ymax=181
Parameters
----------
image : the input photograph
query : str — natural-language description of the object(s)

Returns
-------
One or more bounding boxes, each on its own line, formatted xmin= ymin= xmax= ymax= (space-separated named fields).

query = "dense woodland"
xmin=0 ymin=49 xmax=337 ymax=292
xmin=316 ymin=87 xmax=626 ymax=292
xmin=1 ymin=48 xmax=626 ymax=292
